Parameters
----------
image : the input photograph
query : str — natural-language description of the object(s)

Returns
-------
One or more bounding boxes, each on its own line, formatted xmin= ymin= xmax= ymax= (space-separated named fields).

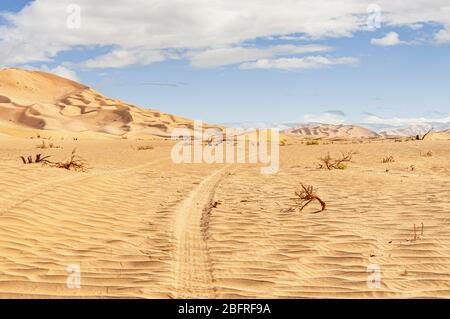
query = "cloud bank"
xmin=0 ymin=0 xmax=450 ymax=71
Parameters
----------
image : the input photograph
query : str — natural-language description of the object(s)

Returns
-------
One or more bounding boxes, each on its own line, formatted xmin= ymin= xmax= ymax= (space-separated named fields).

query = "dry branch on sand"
xmin=420 ymin=150 xmax=433 ymax=157
xmin=417 ymin=128 xmax=433 ymax=140
xmin=283 ymin=183 xmax=326 ymax=213
xmin=49 ymin=148 xmax=89 ymax=172
xmin=36 ymin=140 xmax=61 ymax=149
xmin=137 ymin=145 xmax=154 ymax=151
xmin=306 ymin=140 xmax=320 ymax=145
xmin=20 ymin=154 xmax=52 ymax=164
xmin=20 ymin=148 xmax=89 ymax=172
xmin=318 ymin=151 xmax=354 ymax=170
xmin=381 ymin=155 xmax=395 ymax=163
xmin=407 ymin=223 xmax=424 ymax=242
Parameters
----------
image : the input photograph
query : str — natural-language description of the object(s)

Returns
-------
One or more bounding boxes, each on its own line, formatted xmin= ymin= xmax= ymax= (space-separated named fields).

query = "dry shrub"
xmin=20 ymin=154 xmax=52 ymax=164
xmin=50 ymin=148 xmax=89 ymax=172
xmin=36 ymin=140 xmax=61 ymax=149
xmin=306 ymin=140 xmax=320 ymax=146
xmin=22 ymin=149 xmax=89 ymax=172
xmin=420 ymin=129 xmax=433 ymax=140
xmin=381 ymin=155 xmax=395 ymax=163
xmin=420 ymin=150 xmax=433 ymax=157
xmin=137 ymin=145 xmax=154 ymax=151
xmin=407 ymin=223 xmax=424 ymax=242
xmin=283 ymin=183 xmax=326 ymax=213
xmin=318 ymin=151 xmax=354 ymax=170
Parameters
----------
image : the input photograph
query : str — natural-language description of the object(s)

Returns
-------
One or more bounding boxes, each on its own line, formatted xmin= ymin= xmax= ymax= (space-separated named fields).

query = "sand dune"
xmin=284 ymin=124 xmax=380 ymax=139
xmin=0 ymin=68 xmax=216 ymax=138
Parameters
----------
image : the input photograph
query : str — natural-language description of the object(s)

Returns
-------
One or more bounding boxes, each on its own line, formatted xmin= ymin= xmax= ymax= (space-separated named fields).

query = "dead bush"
xmin=36 ymin=140 xmax=61 ymax=149
xmin=407 ymin=223 xmax=424 ymax=242
xmin=137 ymin=145 xmax=154 ymax=151
xmin=22 ymin=148 xmax=89 ymax=172
xmin=20 ymin=154 xmax=52 ymax=164
xmin=420 ymin=150 xmax=433 ymax=157
xmin=283 ymin=183 xmax=326 ymax=213
xmin=318 ymin=151 xmax=354 ymax=170
xmin=49 ymin=148 xmax=89 ymax=172
xmin=306 ymin=140 xmax=320 ymax=145
xmin=381 ymin=155 xmax=395 ymax=163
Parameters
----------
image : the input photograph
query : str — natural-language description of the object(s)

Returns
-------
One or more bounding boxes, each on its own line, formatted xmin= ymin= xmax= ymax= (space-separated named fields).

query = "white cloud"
xmin=47 ymin=65 xmax=79 ymax=81
xmin=1 ymin=1 xmax=450 ymax=68
xmin=240 ymin=56 xmax=358 ymax=70
xmin=81 ymin=48 xmax=168 ymax=69
xmin=362 ymin=114 xmax=450 ymax=126
xmin=371 ymin=32 xmax=405 ymax=46
xmin=190 ymin=44 xmax=332 ymax=68
xmin=23 ymin=64 xmax=79 ymax=81
xmin=302 ymin=111 xmax=348 ymax=124
xmin=435 ymin=27 xmax=450 ymax=43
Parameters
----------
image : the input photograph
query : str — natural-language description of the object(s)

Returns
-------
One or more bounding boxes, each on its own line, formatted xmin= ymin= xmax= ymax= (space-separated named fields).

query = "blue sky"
xmin=0 ymin=0 xmax=449 ymax=128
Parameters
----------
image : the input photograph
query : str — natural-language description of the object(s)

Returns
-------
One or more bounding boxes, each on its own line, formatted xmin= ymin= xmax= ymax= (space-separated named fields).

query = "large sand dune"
xmin=0 ymin=68 xmax=214 ymax=138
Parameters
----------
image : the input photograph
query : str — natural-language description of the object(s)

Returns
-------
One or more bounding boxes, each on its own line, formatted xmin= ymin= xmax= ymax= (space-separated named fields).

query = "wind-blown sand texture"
xmin=0 ymin=69 xmax=449 ymax=298
xmin=0 ymin=135 xmax=449 ymax=298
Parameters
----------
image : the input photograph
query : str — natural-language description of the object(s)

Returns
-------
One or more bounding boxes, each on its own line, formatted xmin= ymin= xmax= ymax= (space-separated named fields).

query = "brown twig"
xmin=318 ymin=151 xmax=354 ymax=170
xmin=49 ymin=148 xmax=89 ymax=172
xmin=284 ymin=183 xmax=326 ymax=213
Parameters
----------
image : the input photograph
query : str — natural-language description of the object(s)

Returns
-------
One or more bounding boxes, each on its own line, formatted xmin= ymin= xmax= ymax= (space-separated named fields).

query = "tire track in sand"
xmin=172 ymin=166 xmax=230 ymax=298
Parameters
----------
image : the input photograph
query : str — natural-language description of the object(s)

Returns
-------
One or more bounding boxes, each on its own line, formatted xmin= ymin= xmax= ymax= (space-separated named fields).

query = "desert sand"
xmin=0 ymin=69 xmax=449 ymax=298
xmin=0 ymin=134 xmax=449 ymax=298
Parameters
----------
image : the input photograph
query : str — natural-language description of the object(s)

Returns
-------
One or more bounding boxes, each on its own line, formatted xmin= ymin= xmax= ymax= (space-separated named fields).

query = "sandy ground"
xmin=0 ymin=135 xmax=449 ymax=298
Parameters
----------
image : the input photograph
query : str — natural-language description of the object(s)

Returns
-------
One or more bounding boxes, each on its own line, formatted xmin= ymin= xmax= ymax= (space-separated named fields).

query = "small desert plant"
xmin=420 ymin=150 xmax=433 ymax=157
xmin=283 ymin=183 xmax=326 ymax=213
xmin=36 ymin=140 xmax=61 ymax=149
xmin=306 ymin=139 xmax=320 ymax=145
xmin=137 ymin=145 xmax=154 ymax=151
xmin=318 ymin=151 xmax=354 ymax=170
xmin=20 ymin=154 xmax=52 ymax=164
xmin=416 ymin=128 xmax=433 ymax=141
xmin=50 ymin=148 xmax=89 ymax=172
xmin=408 ymin=223 xmax=424 ymax=242
xmin=381 ymin=155 xmax=395 ymax=163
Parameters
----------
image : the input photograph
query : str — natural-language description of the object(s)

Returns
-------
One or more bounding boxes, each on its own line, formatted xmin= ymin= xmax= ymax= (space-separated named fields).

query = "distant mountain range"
xmin=221 ymin=121 xmax=450 ymax=139
xmin=284 ymin=124 xmax=380 ymax=139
